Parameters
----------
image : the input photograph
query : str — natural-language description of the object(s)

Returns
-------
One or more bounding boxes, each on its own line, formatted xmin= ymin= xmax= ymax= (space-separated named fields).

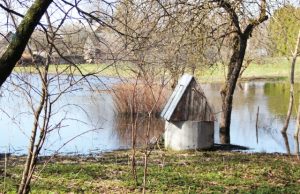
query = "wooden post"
xmin=256 ymin=106 xmax=259 ymax=144
xmin=281 ymin=132 xmax=291 ymax=155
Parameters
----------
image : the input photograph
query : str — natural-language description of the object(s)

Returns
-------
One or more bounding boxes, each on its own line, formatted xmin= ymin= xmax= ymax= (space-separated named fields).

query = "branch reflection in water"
xmin=1 ymin=79 xmax=300 ymax=154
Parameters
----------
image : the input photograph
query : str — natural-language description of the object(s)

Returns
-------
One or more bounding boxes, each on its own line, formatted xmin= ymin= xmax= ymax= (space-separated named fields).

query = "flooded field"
xmin=0 ymin=74 xmax=299 ymax=155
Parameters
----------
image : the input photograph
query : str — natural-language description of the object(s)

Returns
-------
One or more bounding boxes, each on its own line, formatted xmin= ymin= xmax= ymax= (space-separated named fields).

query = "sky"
xmin=0 ymin=0 xmax=117 ymax=34
xmin=0 ymin=0 xmax=299 ymax=35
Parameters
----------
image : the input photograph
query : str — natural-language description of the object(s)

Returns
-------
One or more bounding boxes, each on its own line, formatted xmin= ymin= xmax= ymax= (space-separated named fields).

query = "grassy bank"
xmin=13 ymin=57 xmax=300 ymax=83
xmin=13 ymin=63 xmax=133 ymax=77
xmin=1 ymin=150 xmax=300 ymax=193
xmin=196 ymin=57 xmax=300 ymax=82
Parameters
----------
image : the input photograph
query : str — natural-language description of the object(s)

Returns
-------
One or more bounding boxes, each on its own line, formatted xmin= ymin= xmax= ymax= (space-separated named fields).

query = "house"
xmin=28 ymin=29 xmax=87 ymax=65
xmin=84 ymin=33 xmax=102 ymax=63
xmin=83 ymin=25 xmax=123 ymax=64
xmin=0 ymin=31 xmax=88 ymax=65
xmin=161 ymin=74 xmax=215 ymax=150
xmin=0 ymin=32 xmax=44 ymax=65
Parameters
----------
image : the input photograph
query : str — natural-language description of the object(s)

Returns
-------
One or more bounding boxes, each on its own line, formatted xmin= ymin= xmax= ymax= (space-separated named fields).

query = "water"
xmin=203 ymin=81 xmax=300 ymax=154
xmin=0 ymin=74 xmax=299 ymax=155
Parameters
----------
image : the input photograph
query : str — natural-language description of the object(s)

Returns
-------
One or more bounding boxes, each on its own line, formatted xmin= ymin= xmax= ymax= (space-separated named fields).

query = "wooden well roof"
xmin=160 ymin=74 xmax=215 ymax=122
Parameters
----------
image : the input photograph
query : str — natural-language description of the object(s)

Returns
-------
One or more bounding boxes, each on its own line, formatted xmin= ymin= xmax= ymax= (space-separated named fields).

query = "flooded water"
xmin=203 ymin=82 xmax=300 ymax=154
xmin=0 ymin=74 xmax=299 ymax=155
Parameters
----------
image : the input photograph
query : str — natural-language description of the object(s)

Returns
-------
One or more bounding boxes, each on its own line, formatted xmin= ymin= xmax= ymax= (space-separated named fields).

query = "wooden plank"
xmin=161 ymin=74 xmax=215 ymax=122
xmin=160 ymin=74 xmax=193 ymax=121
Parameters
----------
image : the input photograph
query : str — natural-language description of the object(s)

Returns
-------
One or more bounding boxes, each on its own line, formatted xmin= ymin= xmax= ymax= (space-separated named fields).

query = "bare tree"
xmin=0 ymin=0 xmax=53 ymax=87
xmin=212 ymin=0 xmax=268 ymax=144
xmin=17 ymin=8 xmax=82 ymax=193
xmin=147 ymin=0 xmax=268 ymax=144
xmin=0 ymin=1 xmax=126 ymax=193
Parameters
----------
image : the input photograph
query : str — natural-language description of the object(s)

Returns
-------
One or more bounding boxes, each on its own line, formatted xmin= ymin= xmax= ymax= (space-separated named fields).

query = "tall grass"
xmin=111 ymin=83 xmax=170 ymax=115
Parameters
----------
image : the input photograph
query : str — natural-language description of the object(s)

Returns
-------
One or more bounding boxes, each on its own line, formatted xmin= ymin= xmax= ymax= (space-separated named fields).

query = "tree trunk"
xmin=18 ymin=85 xmax=46 ymax=194
xmin=294 ymin=100 xmax=300 ymax=139
xmin=281 ymin=30 xmax=300 ymax=134
xmin=215 ymin=0 xmax=268 ymax=144
xmin=295 ymin=135 xmax=299 ymax=159
xmin=281 ymin=132 xmax=291 ymax=155
xmin=0 ymin=0 xmax=52 ymax=88
xmin=220 ymin=35 xmax=248 ymax=144
xmin=295 ymin=101 xmax=300 ymax=158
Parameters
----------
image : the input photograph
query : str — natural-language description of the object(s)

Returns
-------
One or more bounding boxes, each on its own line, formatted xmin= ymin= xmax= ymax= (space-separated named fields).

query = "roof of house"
xmin=0 ymin=31 xmax=14 ymax=42
xmin=161 ymin=74 xmax=193 ymax=120
xmin=160 ymin=74 xmax=215 ymax=122
xmin=0 ymin=31 xmax=14 ymax=47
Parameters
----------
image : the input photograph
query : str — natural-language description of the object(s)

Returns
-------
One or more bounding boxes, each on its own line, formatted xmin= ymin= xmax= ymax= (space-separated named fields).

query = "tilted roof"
xmin=160 ymin=74 xmax=215 ymax=122
xmin=161 ymin=74 xmax=193 ymax=121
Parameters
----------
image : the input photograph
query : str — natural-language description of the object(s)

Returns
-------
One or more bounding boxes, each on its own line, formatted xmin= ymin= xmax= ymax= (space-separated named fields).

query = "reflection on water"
xmin=0 ymin=75 xmax=299 ymax=155
xmin=264 ymin=82 xmax=300 ymax=117
xmin=202 ymin=81 xmax=300 ymax=154
xmin=116 ymin=115 xmax=164 ymax=146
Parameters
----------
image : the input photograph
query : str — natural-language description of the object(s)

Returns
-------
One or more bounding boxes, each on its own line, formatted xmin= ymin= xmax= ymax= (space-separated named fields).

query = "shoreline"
xmin=12 ymin=67 xmax=293 ymax=84
xmin=12 ymin=58 xmax=300 ymax=84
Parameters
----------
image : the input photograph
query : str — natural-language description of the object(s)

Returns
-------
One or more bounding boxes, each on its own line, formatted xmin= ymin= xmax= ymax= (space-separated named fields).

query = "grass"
xmin=13 ymin=57 xmax=300 ymax=83
xmin=196 ymin=57 xmax=300 ymax=82
xmin=241 ymin=58 xmax=300 ymax=80
xmin=13 ymin=63 xmax=134 ymax=77
xmin=111 ymin=83 xmax=170 ymax=114
xmin=1 ymin=150 xmax=300 ymax=193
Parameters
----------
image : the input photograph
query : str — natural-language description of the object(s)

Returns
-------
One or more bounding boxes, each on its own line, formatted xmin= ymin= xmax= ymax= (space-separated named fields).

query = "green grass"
xmin=13 ymin=63 xmax=134 ymax=77
xmin=13 ymin=57 xmax=300 ymax=83
xmin=242 ymin=58 xmax=300 ymax=80
xmin=196 ymin=57 xmax=300 ymax=82
xmin=1 ymin=150 xmax=300 ymax=193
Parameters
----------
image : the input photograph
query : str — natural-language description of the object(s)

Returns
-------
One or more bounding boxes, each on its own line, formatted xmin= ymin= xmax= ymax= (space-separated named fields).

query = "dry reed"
xmin=111 ymin=82 xmax=170 ymax=115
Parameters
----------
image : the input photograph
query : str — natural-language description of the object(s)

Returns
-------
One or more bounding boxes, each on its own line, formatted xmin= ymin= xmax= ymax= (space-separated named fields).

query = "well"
xmin=161 ymin=74 xmax=215 ymax=150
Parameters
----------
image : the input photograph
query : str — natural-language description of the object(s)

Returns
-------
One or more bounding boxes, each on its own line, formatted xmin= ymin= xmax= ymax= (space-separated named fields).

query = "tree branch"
xmin=243 ymin=0 xmax=268 ymax=37
xmin=212 ymin=0 xmax=242 ymax=34
xmin=0 ymin=0 xmax=53 ymax=87
xmin=0 ymin=3 xmax=25 ymax=18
